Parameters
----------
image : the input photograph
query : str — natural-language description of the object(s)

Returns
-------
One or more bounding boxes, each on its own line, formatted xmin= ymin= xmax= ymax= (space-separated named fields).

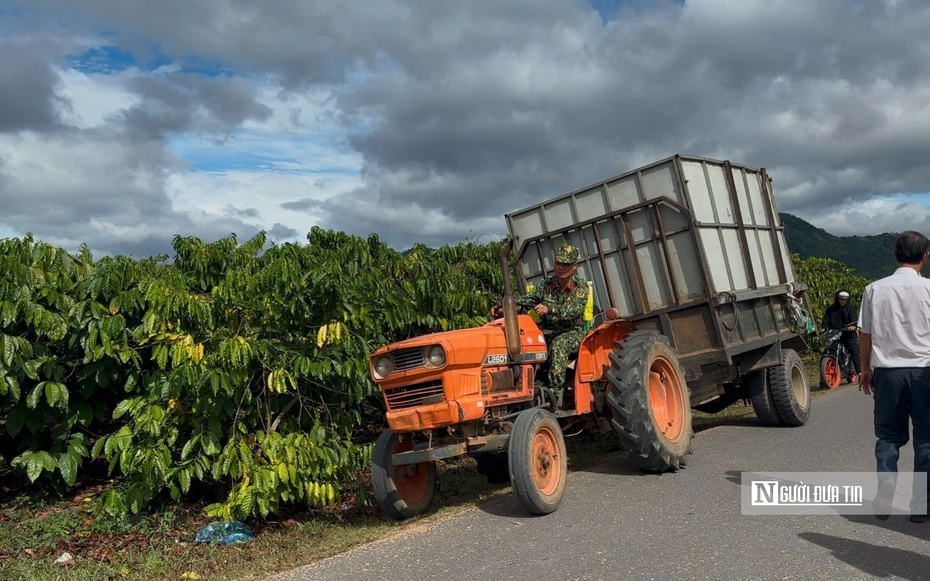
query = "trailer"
xmin=506 ymin=154 xmax=814 ymax=415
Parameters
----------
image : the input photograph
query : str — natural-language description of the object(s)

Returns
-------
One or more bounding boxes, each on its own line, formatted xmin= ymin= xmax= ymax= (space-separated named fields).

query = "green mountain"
xmin=780 ymin=213 xmax=898 ymax=281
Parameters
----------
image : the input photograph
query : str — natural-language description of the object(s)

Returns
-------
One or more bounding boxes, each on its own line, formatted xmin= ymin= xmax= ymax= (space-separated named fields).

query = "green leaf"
xmin=26 ymin=383 xmax=46 ymax=409
xmin=1 ymin=334 xmax=14 ymax=367
xmin=21 ymin=359 xmax=40 ymax=381
xmin=112 ymin=399 xmax=132 ymax=419
xmin=58 ymin=451 xmax=78 ymax=486
xmin=68 ymin=434 xmax=89 ymax=457
xmin=4 ymin=374 xmax=20 ymax=401
xmin=181 ymin=438 xmax=198 ymax=461
xmin=91 ymin=436 xmax=107 ymax=459
xmin=45 ymin=381 xmax=60 ymax=407
xmin=37 ymin=451 xmax=57 ymax=472
xmin=26 ymin=455 xmax=44 ymax=483
xmin=6 ymin=404 xmax=25 ymax=437
xmin=76 ymin=402 xmax=93 ymax=426
xmin=179 ymin=469 xmax=191 ymax=493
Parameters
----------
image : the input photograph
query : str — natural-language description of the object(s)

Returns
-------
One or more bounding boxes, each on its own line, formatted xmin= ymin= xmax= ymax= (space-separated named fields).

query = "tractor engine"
xmin=369 ymin=315 xmax=549 ymax=433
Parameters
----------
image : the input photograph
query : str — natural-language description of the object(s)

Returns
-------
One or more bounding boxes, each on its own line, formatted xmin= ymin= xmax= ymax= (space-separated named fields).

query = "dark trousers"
xmin=873 ymin=367 xmax=930 ymax=511
xmin=841 ymin=332 xmax=860 ymax=373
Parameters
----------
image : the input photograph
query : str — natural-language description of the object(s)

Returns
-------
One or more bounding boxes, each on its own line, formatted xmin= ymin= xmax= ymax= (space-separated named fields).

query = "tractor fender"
xmin=575 ymin=319 xmax=637 ymax=384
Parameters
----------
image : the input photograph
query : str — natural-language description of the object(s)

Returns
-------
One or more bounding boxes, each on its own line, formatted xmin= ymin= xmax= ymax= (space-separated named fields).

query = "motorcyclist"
xmin=821 ymin=289 xmax=860 ymax=381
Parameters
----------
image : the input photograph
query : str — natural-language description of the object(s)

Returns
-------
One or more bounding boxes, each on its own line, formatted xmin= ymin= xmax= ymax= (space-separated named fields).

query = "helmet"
xmin=838 ymin=291 xmax=850 ymax=299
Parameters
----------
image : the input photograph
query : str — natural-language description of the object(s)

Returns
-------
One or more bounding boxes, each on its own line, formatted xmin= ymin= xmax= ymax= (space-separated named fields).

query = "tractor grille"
xmin=391 ymin=347 xmax=425 ymax=371
xmin=384 ymin=380 xmax=445 ymax=410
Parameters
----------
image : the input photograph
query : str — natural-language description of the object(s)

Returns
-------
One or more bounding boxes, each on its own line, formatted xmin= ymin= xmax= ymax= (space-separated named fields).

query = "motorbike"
xmin=819 ymin=328 xmax=856 ymax=389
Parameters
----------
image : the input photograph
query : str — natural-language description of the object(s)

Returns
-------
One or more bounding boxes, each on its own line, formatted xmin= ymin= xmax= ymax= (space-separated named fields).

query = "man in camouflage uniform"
xmin=515 ymin=244 xmax=589 ymax=392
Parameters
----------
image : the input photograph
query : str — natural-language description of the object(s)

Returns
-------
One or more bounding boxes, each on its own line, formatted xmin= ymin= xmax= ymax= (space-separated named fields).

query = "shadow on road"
xmin=838 ymin=513 xmax=930 ymax=542
xmin=799 ymin=532 xmax=930 ymax=580
xmin=576 ymin=454 xmax=654 ymax=476
xmin=474 ymin=494 xmax=548 ymax=519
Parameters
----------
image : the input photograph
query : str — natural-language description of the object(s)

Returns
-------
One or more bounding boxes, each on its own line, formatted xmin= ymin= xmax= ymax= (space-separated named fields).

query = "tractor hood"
xmin=369 ymin=315 xmax=547 ymax=382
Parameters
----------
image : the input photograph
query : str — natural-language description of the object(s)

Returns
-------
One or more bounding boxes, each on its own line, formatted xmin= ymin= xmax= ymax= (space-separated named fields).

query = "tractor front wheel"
xmin=606 ymin=330 xmax=693 ymax=472
xmin=371 ymin=429 xmax=436 ymax=520
xmin=508 ymin=408 xmax=567 ymax=515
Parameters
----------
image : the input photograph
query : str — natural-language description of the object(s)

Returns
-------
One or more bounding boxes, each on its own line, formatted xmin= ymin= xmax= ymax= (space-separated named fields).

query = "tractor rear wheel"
xmin=371 ymin=429 xmax=436 ymax=520
xmin=768 ymin=348 xmax=811 ymax=426
xmin=508 ymin=408 xmax=567 ymax=515
xmin=820 ymin=355 xmax=841 ymax=389
xmin=606 ymin=330 xmax=692 ymax=472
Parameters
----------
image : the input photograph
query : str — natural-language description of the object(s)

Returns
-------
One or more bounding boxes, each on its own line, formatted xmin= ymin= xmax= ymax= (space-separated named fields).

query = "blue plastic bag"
xmin=194 ymin=520 xmax=254 ymax=545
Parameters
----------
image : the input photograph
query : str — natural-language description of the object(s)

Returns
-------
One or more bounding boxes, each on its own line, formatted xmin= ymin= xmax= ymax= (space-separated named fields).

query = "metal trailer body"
xmin=504 ymin=154 xmax=812 ymax=406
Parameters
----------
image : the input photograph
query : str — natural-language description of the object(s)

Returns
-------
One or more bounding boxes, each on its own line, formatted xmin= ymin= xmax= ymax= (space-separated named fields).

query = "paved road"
xmin=269 ymin=387 xmax=930 ymax=581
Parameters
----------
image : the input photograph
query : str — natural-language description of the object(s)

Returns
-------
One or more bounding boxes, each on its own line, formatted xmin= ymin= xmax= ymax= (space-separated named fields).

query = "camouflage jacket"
xmin=515 ymin=274 xmax=588 ymax=335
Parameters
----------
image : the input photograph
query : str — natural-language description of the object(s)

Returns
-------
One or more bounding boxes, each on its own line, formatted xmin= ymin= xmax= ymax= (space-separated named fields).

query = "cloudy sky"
xmin=2 ymin=0 xmax=930 ymax=257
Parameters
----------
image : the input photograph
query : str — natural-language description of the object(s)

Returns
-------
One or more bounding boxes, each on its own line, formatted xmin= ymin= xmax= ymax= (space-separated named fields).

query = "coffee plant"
xmin=1 ymin=229 xmax=505 ymax=520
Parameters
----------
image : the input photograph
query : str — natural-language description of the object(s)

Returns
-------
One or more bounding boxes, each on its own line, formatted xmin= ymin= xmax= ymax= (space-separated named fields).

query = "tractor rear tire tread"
xmin=606 ymin=330 xmax=693 ymax=473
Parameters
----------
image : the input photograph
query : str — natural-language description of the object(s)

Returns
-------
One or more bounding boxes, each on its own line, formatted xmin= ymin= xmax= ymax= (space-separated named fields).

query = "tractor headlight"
xmin=427 ymin=345 xmax=446 ymax=367
xmin=373 ymin=355 xmax=393 ymax=379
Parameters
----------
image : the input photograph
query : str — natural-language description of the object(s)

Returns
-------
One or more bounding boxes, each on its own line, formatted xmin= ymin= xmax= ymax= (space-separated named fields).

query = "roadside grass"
xmin=0 ymin=353 xmax=845 ymax=580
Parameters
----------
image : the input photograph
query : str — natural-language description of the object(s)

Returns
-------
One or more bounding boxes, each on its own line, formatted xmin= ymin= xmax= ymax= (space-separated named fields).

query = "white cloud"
xmin=54 ymin=66 xmax=141 ymax=128
xmin=806 ymin=196 xmax=930 ymax=237
xmin=165 ymin=169 xmax=363 ymax=240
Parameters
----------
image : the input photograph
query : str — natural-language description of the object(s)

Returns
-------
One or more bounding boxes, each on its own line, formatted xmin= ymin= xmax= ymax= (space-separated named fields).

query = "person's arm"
xmin=515 ymin=283 xmax=544 ymax=309
xmin=858 ymin=287 xmax=873 ymax=394
xmin=547 ymin=283 xmax=588 ymax=323
xmin=845 ymin=304 xmax=859 ymax=331
xmin=859 ymin=332 xmax=873 ymax=395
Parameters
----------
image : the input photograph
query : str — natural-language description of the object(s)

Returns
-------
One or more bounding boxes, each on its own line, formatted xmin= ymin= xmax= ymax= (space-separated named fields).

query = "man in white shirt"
xmin=859 ymin=231 xmax=930 ymax=522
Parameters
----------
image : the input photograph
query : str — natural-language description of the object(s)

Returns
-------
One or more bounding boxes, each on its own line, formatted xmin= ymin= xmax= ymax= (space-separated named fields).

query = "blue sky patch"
xmin=69 ymin=43 xmax=232 ymax=77
xmin=589 ymin=0 xmax=685 ymax=23
xmin=168 ymin=130 xmax=361 ymax=176
xmin=69 ymin=45 xmax=164 ymax=74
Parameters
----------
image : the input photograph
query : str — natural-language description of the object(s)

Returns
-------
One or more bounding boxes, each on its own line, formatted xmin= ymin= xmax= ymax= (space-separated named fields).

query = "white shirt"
xmin=859 ymin=266 xmax=930 ymax=368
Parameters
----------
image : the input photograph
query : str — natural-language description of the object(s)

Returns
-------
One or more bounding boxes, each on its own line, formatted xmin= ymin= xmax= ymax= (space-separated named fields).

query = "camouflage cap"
xmin=555 ymin=244 xmax=579 ymax=264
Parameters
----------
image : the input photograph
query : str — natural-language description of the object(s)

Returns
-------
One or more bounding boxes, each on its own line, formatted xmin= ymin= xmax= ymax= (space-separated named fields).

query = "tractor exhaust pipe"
xmin=500 ymin=240 xmax=522 ymax=361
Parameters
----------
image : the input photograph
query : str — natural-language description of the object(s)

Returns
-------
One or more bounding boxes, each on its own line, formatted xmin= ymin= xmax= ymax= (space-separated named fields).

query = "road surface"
xmin=268 ymin=386 xmax=930 ymax=581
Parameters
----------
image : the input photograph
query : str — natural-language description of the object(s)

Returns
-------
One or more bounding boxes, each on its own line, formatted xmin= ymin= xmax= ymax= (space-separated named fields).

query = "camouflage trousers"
xmin=545 ymin=327 xmax=585 ymax=389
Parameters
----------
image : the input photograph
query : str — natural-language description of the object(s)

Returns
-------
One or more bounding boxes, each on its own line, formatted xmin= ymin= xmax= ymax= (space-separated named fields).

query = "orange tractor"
xmin=368 ymin=155 xmax=814 ymax=518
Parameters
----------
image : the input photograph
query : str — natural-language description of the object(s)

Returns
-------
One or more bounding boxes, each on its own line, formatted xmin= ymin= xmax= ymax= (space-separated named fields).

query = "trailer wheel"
xmin=746 ymin=369 xmax=784 ymax=426
xmin=508 ymin=408 xmax=567 ymax=515
xmin=820 ymin=355 xmax=841 ymax=389
xmin=371 ymin=429 xmax=436 ymax=520
xmin=606 ymin=330 xmax=693 ymax=472
xmin=768 ymin=348 xmax=811 ymax=426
